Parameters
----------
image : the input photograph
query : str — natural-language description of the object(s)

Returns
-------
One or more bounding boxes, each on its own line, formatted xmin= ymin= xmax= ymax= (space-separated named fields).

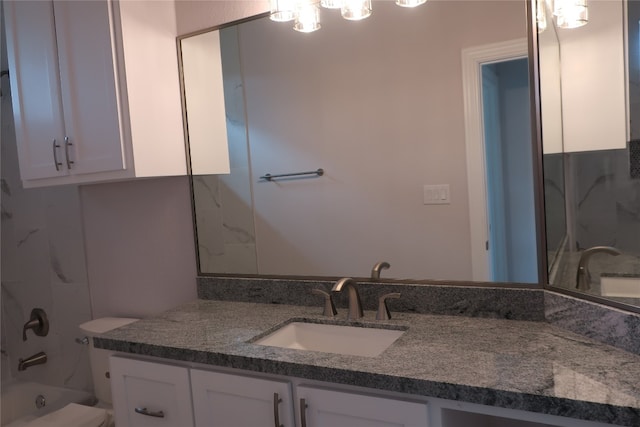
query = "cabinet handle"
xmin=300 ymin=398 xmax=308 ymax=427
xmin=273 ymin=392 xmax=284 ymax=427
xmin=134 ymin=407 xmax=165 ymax=418
xmin=52 ymin=139 xmax=62 ymax=171
xmin=64 ymin=136 xmax=74 ymax=169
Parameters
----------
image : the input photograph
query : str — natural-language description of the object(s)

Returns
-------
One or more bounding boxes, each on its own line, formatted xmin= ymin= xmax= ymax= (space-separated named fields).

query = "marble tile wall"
xmin=193 ymin=26 xmax=258 ymax=274
xmin=1 ymin=76 xmax=93 ymax=390
xmin=551 ymin=148 xmax=640 ymax=293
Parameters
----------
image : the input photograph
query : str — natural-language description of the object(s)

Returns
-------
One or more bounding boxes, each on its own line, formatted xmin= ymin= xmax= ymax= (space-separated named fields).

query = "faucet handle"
xmin=311 ymin=289 xmax=338 ymax=317
xmin=22 ymin=308 xmax=49 ymax=341
xmin=376 ymin=293 xmax=401 ymax=320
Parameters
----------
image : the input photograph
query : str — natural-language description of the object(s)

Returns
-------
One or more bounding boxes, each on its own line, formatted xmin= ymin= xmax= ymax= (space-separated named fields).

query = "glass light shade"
xmin=553 ymin=0 xmax=588 ymax=29
xmin=321 ymin=0 xmax=343 ymax=9
xmin=341 ymin=0 xmax=372 ymax=20
xmin=395 ymin=0 xmax=427 ymax=8
xmin=536 ymin=0 xmax=547 ymax=33
xmin=270 ymin=0 xmax=296 ymax=22
xmin=294 ymin=3 xmax=321 ymax=32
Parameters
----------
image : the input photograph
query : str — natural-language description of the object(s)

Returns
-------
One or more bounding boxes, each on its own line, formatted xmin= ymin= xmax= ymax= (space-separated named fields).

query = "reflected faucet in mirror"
xmin=18 ymin=351 xmax=47 ymax=371
xmin=371 ymin=261 xmax=391 ymax=280
xmin=576 ymin=246 xmax=623 ymax=291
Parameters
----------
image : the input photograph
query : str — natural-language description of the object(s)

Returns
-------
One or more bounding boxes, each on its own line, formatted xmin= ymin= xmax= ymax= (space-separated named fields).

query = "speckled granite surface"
xmin=97 ymin=300 xmax=640 ymax=426
xmin=197 ymin=276 xmax=545 ymax=321
xmin=545 ymin=291 xmax=640 ymax=355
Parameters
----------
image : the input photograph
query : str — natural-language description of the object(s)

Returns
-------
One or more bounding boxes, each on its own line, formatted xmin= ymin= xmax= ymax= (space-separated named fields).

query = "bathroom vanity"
xmin=97 ymin=297 xmax=640 ymax=427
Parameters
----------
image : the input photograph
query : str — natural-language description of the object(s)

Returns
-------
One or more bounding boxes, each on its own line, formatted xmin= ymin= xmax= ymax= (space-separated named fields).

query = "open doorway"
xmin=482 ymin=58 xmax=538 ymax=283
xmin=462 ymin=39 xmax=538 ymax=283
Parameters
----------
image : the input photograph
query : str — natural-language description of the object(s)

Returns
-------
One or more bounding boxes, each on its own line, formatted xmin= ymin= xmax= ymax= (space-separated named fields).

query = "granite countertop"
xmin=96 ymin=300 xmax=640 ymax=426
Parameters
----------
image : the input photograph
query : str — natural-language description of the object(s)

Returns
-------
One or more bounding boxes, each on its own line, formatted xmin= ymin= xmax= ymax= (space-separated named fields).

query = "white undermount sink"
xmin=254 ymin=321 xmax=406 ymax=357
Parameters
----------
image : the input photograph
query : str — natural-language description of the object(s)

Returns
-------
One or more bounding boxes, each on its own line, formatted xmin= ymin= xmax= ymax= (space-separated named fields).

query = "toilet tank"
xmin=79 ymin=318 xmax=138 ymax=404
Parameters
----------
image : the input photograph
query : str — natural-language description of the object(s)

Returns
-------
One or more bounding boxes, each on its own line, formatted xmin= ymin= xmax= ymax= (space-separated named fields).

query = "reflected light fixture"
xmin=536 ymin=0 xmax=547 ymax=33
xmin=294 ymin=2 xmax=321 ymax=32
xmin=271 ymin=0 xmax=427 ymax=32
xmin=270 ymin=0 xmax=296 ymax=22
xmin=553 ymin=0 xmax=588 ymax=29
xmin=341 ymin=0 xmax=372 ymax=21
xmin=395 ymin=0 xmax=427 ymax=8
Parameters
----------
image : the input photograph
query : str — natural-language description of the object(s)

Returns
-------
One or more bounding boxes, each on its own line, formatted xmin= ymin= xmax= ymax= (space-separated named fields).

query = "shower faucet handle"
xmin=22 ymin=308 xmax=49 ymax=341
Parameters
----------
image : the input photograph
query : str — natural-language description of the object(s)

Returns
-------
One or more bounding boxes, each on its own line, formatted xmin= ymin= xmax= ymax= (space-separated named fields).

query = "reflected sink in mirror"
xmin=601 ymin=276 xmax=640 ymax=299
xmin=253 ymin=321 xmax=407 ymax=357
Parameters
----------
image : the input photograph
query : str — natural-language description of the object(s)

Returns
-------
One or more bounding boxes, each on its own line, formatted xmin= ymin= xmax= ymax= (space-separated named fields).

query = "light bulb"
xmin=294 ymin=3 xmax=321 ymax=32
xmin=270 ymin=0 xmax=296 ymax=22
xmin=341 ymin=0 xmax=372 ymax=21
xmin=395 ymin=0 xmax=427 ymax=8
xmin=554 ymin=0 xmax=588 ymax=29
xmin=537 ymin=0 xmax=547 ymax=33
xmin=321 ymin=0 xmax=343 ymax=9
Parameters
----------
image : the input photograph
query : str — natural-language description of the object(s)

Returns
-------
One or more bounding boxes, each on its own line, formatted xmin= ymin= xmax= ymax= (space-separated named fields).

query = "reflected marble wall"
xmin=193 ymin=26 xmax=258 ymax=274
xmin=552 ymin=147 xmax=640 ymax=300
xmin=1 ymin=73 xmax=92 ymax=390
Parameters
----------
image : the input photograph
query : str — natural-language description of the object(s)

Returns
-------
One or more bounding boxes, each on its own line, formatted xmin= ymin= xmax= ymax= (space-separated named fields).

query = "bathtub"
xmin=1 ymin=381 xmax=94 ymax=427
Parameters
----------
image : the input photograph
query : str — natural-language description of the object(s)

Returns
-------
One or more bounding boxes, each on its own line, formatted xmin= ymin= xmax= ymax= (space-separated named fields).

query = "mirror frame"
xmin=178 ymin=0 xmax=639 ymax=311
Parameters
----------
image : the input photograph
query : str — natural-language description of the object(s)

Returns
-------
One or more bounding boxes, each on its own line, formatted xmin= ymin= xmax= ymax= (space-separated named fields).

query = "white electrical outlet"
xmin=423 ymin=184 xmax=450 ymax=205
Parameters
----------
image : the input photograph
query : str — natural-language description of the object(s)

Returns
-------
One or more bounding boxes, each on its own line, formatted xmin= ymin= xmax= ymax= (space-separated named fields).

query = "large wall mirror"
xmin=538 ymin=0 xmax=640 ymax=309
xmin=179 ymin=0 xmax=546 ymax=285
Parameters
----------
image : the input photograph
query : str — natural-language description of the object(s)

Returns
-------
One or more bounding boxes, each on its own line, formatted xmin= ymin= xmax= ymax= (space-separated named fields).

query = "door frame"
xmin=461 ymin=38 xmax=528 ymax=281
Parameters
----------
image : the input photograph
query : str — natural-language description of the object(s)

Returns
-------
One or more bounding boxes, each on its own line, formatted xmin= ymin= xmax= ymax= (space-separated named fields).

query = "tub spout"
xmin=18 ymin=351 xmax=47 ymax=371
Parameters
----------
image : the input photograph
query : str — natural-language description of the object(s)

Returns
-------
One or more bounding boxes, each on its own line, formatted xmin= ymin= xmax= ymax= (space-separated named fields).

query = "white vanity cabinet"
xmin=108 ymin=355 xmax=619 ymax=427
xmin=109 ymin=357 xmax=195 ymax=427
xmin=190 ymin=369 xmax=295 ymax=427
xmin=4 ymin=0 xmax=187 ymax=188
xmin=296 ymin=385 xmax=430 ymax=427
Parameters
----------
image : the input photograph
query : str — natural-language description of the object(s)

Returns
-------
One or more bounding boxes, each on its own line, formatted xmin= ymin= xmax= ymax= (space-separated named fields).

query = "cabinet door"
xmin=191 ymin=369 xmax=295 ymax=427
xmin=53 ymin=0 xmax=126 ymax=175
xmin=4 ymin=0 xmax=68 ymax=180
xmin=297 ymin=386 xmax=429 ymax=427
xmin=110 ymin=356 xmax=194 ymax=427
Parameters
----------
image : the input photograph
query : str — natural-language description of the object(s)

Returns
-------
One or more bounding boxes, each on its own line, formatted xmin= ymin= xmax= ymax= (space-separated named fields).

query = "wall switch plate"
xmin=423 ymin=184 xmax=450 ymax=205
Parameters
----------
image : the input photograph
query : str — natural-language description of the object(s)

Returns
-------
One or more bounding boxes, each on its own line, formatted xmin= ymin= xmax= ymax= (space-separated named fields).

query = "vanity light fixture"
xmin=341 ymin=0 xmax=372 ymax=20
xmin=294 ymin=2 xmax=322 ymax=32
xmin=395 ymin=0 xmax=427 ymax=8
xmin=270 ymin=0 xmax=297 ymax=22
xmin=271 ymin=0 xmax=427 ymax=32
xmin=536 ymin=0 xmax=548 ymax=33
xmin=553 ymin=0 xmax=588 ymax=29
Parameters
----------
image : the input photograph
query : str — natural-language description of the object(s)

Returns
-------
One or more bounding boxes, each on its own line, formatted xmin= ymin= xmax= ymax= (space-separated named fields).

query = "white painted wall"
xmin=80 ymin=178 xmax=197 ymax=319
xmin=175 ymin=0 xmax=269 ymax=36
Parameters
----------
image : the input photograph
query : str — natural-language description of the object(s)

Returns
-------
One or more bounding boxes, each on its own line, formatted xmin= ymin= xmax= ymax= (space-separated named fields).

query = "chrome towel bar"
xmin=260 ymin=168 xmax=324 ymax=181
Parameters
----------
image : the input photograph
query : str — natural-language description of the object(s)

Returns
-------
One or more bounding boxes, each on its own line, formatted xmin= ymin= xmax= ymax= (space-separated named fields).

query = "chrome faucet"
xmin=371 ymin=261 xmax=390 ymax=279
xmin=576 ymin=246 xmax=622 ymax=291
xmin=332 ymin=278 xmax=363 ymax=320
xmin=18 ymin=351 xmax=47 ymax=371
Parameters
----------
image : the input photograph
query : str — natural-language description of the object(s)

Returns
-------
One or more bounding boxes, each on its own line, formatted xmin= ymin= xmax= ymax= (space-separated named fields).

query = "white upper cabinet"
xmin=4 ymin=0 xmax=188 ymax=188
xmin=558 ymin=0 xmax=627 ymax=152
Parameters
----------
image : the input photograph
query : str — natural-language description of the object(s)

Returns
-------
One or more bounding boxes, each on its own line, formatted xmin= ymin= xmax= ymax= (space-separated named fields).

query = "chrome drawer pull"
xmin=64 ymin=136 xmax=74 ymax=169
xmin=300 ymin=398 xmax=308 ymax=427
xmin=52 ymin=139 xmax=62 ymax=171
xmin=273 ymin=392 xmax=283 ymax=427
xmin=134 ymin=407 xmax=165 ymax=418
